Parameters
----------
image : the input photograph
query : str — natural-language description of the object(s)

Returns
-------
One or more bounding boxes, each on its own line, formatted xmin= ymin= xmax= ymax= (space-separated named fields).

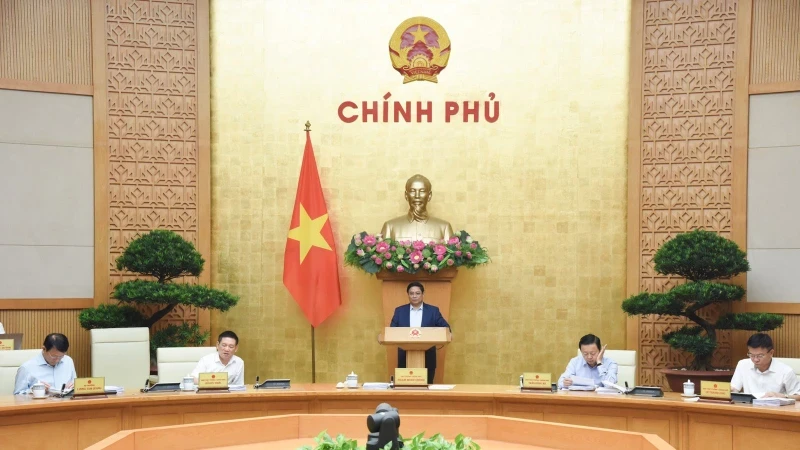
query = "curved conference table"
xmin=0 ymin=384 xmax=798 ymax=450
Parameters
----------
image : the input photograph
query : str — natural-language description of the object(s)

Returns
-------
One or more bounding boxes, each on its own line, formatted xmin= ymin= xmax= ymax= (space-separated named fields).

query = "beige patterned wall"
xmin=210 ymin=0 xmax=630 ymax=384
xmin=101 ymin=0 xmax=210 ymax=330
xmin=631 ymin=0 xmax=739 ymax=388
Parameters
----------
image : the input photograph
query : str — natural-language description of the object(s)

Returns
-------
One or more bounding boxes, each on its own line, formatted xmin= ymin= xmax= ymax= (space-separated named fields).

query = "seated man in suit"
xmin=557 ymin=334 xmax=618 ymax=389
xmin=14 ymin=333 xmax=77 ymax=395
xmin=731 ymin=333 xmax=800 ymax=399
xmin=390 ymin=281 xmax=450 ymax=384
xmin=191 ymin=330 xmax=245 ymax=386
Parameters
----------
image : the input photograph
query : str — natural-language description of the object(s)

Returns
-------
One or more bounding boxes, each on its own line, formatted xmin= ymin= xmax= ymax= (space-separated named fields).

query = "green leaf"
xmin=78 ymin=303 xmax=147 ymax=330
xmin=716 ymin=313 xmax=784 ymax=331
xmin=653 ymin=229 xmax=749 ymax=281
xmin=113 ymin=280 xmax=238 ymax=311
xmin=115 ymin=229 xmax=204 ymax=282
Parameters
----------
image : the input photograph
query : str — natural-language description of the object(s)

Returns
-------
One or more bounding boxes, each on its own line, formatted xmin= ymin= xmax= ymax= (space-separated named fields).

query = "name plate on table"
xmin=700 ymin=381 xmax=731 ymax=402
xmin=522 ymin=373 xmax=551 ymax=391
xmin=74 ymin=377 xmax=106 ymax=398
xmin=395 ymin=368 xmax=427 ymax=387
xmin=198 ymin=372 xmax=229 ymax=391
xmin=0 ymin=339 xmax=13 ymax=351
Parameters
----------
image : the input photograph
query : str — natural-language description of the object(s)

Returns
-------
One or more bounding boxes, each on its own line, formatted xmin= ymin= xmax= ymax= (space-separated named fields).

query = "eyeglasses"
xmin=747 ymin=352 xmax=770 ymax=360
xmin=582 ymin=352 xmax=598 ymax=357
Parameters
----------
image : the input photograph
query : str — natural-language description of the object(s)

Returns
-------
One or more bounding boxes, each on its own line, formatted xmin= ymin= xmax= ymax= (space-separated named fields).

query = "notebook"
xmin=752 ymin=397 xmax=795 ymax=407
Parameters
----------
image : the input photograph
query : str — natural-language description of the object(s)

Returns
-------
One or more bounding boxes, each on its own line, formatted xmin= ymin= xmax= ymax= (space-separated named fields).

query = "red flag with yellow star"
xmin=283 ymin=129 xmax=342 ymax=327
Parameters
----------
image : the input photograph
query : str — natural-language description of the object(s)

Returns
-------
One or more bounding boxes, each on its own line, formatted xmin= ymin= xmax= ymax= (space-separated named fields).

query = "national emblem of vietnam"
xmin=389 ymin=17 xmax=450 ymax=84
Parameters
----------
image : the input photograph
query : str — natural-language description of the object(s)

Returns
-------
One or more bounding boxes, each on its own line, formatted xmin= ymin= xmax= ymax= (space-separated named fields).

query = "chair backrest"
xmin=156 ymin=347 xmax=217 ymax=383
xmin=0 ymin=349 xmax=42 ymax=395
xmin=91 ymin=328 xmax=150 ymax=391
xmin=774 ymin=357 xmax=800 ymax=377
xmin=576 ymin=349 xmax=637 ymax=387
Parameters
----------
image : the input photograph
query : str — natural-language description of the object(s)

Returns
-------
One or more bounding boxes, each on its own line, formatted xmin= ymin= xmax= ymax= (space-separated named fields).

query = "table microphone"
xmin=255 ymin=376 xmax=260 ymax=388
xmin=59 ymin=383 xmax=66 ymax=398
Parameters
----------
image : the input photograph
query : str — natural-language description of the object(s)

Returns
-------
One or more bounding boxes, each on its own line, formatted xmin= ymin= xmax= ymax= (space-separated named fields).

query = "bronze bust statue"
xmin=380 ymin=174 xmax=454 ymax=243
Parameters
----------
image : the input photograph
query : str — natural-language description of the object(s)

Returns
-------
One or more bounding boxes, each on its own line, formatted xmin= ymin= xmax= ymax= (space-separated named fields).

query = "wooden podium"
xmin=376 ymin=268 xmax=456 ymax=384
xmin=379 ymin=327 xmax=452 ymax=370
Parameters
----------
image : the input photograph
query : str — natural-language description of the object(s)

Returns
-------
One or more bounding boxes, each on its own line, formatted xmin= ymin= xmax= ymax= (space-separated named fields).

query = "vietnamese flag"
xmin=283 ymin=129 xmax=342 ymax=327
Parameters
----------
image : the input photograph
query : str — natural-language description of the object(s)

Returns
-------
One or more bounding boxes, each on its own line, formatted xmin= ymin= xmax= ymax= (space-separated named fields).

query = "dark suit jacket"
xmin=389 ymin=303 xmax=450 ymax=369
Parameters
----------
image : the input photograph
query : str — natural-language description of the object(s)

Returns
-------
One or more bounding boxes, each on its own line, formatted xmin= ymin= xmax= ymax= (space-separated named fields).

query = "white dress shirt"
xmin=557 ymin=355 xmax=618 ymax=388
xmin=410 ymin=304 xmax=423 ymax=327
xmin=0 ymin=322 xmax=5 ymax=334
xmin=190 ymin=352 xmax=245 ymax=386
xmin=730 ymin=358 xmax=800 ymax=395
xmin=14 ymin=352 xmax=77 ymax=394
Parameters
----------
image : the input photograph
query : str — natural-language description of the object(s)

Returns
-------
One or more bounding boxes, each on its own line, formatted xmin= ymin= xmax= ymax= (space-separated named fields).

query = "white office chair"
xmin=576 ymin=349 xmax=637 ymax=387
xmin=156 ymin=347 xmax=217 ymax=383
xmin=91 ymin=328 xmax=150 ymax=391
xmin=0 ymin=349 xmax=43 ymax=395
xmin=774 ymin=357 xmax=800 ymax=379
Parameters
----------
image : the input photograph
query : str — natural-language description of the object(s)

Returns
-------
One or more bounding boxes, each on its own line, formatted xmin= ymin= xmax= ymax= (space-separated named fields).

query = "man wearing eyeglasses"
xmin=557 ymin=334 xmax=618 ymax=389
xmin=13 ymin=333 xmax=77 ymax=395
xmin=731 ymin=333 xmax=800 ymax=399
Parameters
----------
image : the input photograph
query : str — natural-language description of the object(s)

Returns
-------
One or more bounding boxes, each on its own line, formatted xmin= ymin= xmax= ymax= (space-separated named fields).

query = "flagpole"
xmin=311 ymin=325 xmax=316 ymax=383
xmin=305 ymin=120 xmax=317 ymax=384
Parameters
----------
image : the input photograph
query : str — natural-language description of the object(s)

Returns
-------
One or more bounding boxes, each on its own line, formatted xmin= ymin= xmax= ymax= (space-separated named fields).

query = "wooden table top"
xmin=2 ymin=383 xmax=799 ymax=419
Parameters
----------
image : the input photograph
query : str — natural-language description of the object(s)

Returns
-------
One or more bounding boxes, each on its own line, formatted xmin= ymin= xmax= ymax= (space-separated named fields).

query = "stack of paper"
xmin=228 ymin=385 xmax=247 ymax=392
xmin=568 ymin=385 xmax=596 ymax=391
xmin=595 ymin=387 xmax=623 ymax=395
xmin=753 ymin=397 xmax=795 ymax=407
xmin=362 ymin=382 xmax=390 ymax=390
xmin=104 ymin=385 xmax=124 ymax=395
xmin=428 ymin=385 xmax=456 ymax=390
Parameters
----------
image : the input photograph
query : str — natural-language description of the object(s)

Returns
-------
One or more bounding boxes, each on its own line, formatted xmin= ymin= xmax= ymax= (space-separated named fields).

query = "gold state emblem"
xmin=389 ymin=17 xmax=451 ymax=84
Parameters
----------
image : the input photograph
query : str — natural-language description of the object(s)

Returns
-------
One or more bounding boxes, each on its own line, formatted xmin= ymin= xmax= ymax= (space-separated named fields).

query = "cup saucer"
xmin=681 ymin=393 xmax=698 ymax=397
xmin=31 ymin=396 xmax=48 ymax=400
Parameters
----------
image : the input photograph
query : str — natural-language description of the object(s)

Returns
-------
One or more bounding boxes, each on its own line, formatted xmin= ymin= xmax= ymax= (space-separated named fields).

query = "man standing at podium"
xmin=390 ymin=281 xmax=450 ymax=384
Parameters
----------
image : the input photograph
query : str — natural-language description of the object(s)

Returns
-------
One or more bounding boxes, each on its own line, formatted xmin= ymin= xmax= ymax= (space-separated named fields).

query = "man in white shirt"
xmin=557 ymin=334 xmax=618 ymax=389
xmin=14 ymin=333 xmax=77 ymax=394
xmin=191 ymin=330 xmax=245 ymax=386
xmin=731 ymin=333 xmax=800 ymax=399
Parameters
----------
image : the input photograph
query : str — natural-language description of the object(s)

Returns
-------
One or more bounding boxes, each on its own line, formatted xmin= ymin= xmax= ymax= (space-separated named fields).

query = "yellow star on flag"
xmin=287 ymin=204 xmax=332 ymax=263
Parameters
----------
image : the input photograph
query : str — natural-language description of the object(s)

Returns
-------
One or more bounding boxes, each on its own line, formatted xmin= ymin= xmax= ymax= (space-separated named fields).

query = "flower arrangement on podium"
xmin=344 ymin=230 xmax=490 ymax=275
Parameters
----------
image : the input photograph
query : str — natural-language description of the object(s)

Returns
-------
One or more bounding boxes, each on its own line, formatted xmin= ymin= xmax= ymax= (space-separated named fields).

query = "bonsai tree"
xmin=79 ymin=230 xmax=238 ymax=356
xmin=622 ymin=229 xmax=783 ymax=371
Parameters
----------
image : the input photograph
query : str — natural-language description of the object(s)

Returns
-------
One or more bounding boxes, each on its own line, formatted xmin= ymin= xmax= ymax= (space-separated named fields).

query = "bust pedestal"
xmin=376 ymin=268 xmax=457 ymax=385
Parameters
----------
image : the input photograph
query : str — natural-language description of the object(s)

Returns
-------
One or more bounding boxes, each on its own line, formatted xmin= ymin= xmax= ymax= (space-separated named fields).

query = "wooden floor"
xmin=212 ymin=439 xmax=552 ymax=450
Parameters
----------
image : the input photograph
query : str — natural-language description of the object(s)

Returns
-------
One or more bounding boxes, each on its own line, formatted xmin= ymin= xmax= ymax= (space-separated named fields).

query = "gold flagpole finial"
xmin=304 ymin=121 xmax=311 ymax=131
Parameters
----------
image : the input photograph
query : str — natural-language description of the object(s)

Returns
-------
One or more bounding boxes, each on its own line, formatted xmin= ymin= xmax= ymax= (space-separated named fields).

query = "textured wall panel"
xmin=0 ymin=0 xmax=92 ymax=85
xmin=632 ymin=0 xmax=740 ymax=388
xmin=101 ymin=0 xmax=209 ymax=330
xmin=765 ymin=315 xmax=800 ymax=357
xmin=751 ymin=0 xmax=800 ymax=85
xmin=0 ymin=310 xmax=91 ymax=377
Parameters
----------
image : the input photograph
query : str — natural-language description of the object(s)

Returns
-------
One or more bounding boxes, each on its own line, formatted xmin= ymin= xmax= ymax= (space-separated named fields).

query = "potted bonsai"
xmin=79 ymin=229 xmax=239 ymax=360
xmin=622 ymin=229 xmax=783 ymax=391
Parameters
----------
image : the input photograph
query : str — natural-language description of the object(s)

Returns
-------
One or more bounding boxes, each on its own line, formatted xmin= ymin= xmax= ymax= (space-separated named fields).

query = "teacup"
xmin=31 ymin=383 xmax=47 ymax=399
xmin=182 ymin=376 xmax=195 ymax=391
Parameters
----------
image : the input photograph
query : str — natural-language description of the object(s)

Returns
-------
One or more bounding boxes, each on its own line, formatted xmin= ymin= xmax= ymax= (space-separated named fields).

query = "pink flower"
xmin=375 ymin=257 xmax=383 ymax=265
xmin=385 ymin=262 xmax=393 ymax=269
xmin=446 ymin=259 xmax=454 ymax=266
xmin=434 ymin=245 xmax=447 ymax=256
xmin=436 ymin=255 xmax=444 ymax=262
xmin=470 ymin=242 xmax=477 ymax=249
xmin=396 ymin=266 xmax=404 ymax=273
xmin=455 ymin=243 xmax=462 ymax=249
xmin=376 ymin=241 xmax=390 ymax=253
xmin=371 ymin=254 xmax=377 ymax=260
xmin=390 ymin=246 xmax=396 ymax=251
xmin=423 ymin=262 xmax=431 ymax=269
xmin=409 ymin=251 xmax=423 ymax=264
xmin=455 ymin=251 xmax=462 ymax=257
xmin=363 ymin=235 xmax=376 ymax=246
xmin=354 ymin=238 xmax=362 ymax=246
xmin=384 ymin=252 xmax=392 ymax=259
xmin=466 ymin=252 xmax=472 ymax=259
xmin=412 ymin=240 xmax=426 ymax=250
xmin=431 ymin=265 xmax=439 ymax=272
xmin=356 ymin=249 xmax=365 ymax=257
xmin=448 ymin=236 xmax=460 ymax=245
